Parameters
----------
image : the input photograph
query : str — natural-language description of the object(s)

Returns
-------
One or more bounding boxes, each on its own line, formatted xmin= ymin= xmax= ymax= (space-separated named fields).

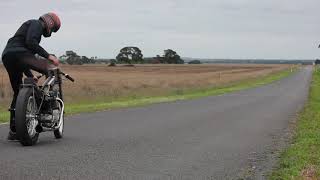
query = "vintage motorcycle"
xmin=15 ymin=67 xmax=74 ymax=146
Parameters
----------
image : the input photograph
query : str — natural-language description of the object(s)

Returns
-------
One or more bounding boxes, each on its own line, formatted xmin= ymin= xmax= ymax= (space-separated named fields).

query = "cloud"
xmin=0 ymin=0 xmax=319 ymax=59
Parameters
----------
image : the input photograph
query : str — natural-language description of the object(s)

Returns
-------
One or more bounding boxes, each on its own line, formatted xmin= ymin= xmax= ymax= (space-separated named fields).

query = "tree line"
xmin=59 ymin=47 xmax=187 ymax=65
xmin=59 ymin=51 xmax=95 ymax=65
xmin=116 ymin=47 xmax=184 ymax=65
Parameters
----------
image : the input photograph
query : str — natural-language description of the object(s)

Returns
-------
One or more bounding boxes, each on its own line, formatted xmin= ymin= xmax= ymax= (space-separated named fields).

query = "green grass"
xmin=0 ymin=107 xmax=9 ymax=124
xmin=269 ymin=68 xmax=320 ymax=180
xmin=0 ymin=69 xmax=295 ymax=124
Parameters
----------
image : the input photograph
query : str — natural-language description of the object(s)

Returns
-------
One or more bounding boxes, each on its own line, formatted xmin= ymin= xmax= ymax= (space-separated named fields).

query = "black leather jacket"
xmin=2 ymin=19 xmax=50 ymax=59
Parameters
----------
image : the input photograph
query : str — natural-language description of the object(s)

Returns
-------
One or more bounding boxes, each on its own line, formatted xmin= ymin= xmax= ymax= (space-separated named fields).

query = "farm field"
xmin=0 ymin=64 xmax=291 ymax=109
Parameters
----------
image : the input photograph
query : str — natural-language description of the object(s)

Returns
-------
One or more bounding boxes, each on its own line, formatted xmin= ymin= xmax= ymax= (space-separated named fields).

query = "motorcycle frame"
xmin=19 ymin=68 xmax=66 ymax=131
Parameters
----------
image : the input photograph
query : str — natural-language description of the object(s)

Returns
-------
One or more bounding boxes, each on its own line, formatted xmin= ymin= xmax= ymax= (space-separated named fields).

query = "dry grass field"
xmin=0 ymin=64 xmax=291 ymax=109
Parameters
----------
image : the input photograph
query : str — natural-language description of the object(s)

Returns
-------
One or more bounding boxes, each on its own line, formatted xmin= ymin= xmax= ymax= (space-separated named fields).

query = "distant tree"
xmin=70 ymin=58 xmax=81 ymax=65
xmin=62 ymin=51 xmax=96 ymax=65
xmin=116 ymin=47 xmax=144 ymax=64
xmin=66 ymin=51 xmax=77 ymax=57
xmin=66 ymin=56 xmax=83 ymax=65
xmin=163 ymin=49 xmax=184 ymax=64
xmin=81 ymin=56 xmax=95 ymax=64
xmin=188 ymin=60 xmax=202 ymax=64
xmin=109 ymin=59 xmax=117 ymax=66
xmin=64 ymin=51 xmax=80 ymax=65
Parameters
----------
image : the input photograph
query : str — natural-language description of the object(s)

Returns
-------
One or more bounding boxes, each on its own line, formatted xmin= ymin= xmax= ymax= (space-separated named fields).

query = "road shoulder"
xmin=270 ymin=67 xmax=319 ymax=179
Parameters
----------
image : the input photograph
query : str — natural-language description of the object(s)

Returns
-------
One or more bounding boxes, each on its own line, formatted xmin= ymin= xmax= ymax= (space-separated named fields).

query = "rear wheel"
xmin=16 ymin=88 xmax=39 ymax=146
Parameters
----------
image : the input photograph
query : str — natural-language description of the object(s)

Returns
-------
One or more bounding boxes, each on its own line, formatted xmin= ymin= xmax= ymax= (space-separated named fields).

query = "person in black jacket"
xmin=2 ymin=13 xmax=61 ymax=140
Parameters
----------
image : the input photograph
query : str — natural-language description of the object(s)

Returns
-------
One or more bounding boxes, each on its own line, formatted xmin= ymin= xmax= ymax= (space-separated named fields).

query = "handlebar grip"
xmin=65 ymin=74 xmax=75 ymax=82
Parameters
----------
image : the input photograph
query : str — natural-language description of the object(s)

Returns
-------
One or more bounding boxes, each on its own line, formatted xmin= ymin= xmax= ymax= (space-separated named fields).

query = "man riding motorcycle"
xmin=2 ymin=13 xmax=61 ymax=140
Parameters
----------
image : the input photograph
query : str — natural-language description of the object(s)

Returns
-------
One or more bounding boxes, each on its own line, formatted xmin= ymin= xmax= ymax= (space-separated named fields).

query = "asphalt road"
xmin=0 ymin=67 xmax=312 ymax=180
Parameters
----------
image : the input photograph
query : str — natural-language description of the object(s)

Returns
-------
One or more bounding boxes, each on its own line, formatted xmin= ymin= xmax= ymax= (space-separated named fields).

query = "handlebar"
xmin=36 ymin=71 xmax=75 ymax=82
xmin=63 ymin=73 xmax=75 ymax=82
xmin=60 ymin=72 xmax=75 ymax=82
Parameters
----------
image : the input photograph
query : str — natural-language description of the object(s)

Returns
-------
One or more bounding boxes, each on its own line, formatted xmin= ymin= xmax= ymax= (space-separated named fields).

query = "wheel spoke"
xmin=25 ymin=96 xmax=38 ymax=137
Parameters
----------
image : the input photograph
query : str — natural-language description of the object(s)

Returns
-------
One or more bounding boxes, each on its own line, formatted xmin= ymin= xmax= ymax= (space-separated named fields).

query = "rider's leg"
xmin=18 ymin=53 xmax=50 ymax=75
xmin=6 ymin=70 xmax=23 ymax=133
xmin=2 ymin=53 xmax=23 ymax=139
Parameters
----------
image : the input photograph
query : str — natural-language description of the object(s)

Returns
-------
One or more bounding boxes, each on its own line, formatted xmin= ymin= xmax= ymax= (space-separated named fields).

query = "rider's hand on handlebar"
xmin=48 ymin=55 xmax=60 ymax=66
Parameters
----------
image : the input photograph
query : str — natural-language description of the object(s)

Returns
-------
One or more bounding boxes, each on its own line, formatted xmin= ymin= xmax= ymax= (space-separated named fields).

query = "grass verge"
xmin=270 ymin=68 xmax=320 ymax=180
xmin=0 ymin=69 xmax=295 ymax=124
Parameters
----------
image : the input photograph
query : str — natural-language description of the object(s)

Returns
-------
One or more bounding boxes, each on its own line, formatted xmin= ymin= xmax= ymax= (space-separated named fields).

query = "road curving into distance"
xmin=0 ymin=66 xmax=312 ymax=179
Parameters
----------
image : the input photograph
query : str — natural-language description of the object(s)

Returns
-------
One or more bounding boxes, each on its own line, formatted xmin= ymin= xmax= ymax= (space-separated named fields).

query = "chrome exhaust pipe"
xmin=56 ymin=98 xmax=64 ymax=129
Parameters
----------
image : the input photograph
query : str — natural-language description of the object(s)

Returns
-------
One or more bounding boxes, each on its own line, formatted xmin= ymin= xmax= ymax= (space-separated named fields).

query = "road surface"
xmin=0 ymin=67 xmax=312 ymax=180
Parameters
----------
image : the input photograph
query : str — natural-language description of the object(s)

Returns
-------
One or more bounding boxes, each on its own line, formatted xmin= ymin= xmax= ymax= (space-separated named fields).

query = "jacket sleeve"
xmin=25 ymin=21 xmax=50 ymax=59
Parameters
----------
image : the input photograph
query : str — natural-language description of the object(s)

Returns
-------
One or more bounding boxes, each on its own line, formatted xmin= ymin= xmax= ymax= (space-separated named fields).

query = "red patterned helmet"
xmin=39 ymin=12 xmax=61 ymax=37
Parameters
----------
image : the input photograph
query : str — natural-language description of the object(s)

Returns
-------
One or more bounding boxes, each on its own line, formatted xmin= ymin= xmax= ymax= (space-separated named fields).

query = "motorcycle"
xmin=15 ymin=67 xmax=74 ymax=146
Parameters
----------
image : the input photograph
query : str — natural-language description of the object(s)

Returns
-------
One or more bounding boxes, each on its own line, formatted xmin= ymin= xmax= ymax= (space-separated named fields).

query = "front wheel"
xmin=15 ymin=88 xmax=39 ymax=146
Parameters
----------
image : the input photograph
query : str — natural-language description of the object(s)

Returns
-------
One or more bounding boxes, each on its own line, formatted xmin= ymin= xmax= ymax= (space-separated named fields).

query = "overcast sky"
xmin=0 ymin=0 xmax=319 ymax=59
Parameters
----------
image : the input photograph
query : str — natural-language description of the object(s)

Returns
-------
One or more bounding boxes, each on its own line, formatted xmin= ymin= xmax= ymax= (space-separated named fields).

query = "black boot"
xmin=7 ymin=131 xmax=18 ymax=141
xmin=7 ymin=108 xmax=18 ymax=141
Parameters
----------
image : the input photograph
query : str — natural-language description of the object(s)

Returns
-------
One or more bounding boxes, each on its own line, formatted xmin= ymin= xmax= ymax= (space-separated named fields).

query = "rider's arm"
xmin=25 ymin=21 xmax=50 ymax=59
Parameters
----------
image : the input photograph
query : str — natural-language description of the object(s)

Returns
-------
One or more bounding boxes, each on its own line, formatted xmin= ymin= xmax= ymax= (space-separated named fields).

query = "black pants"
xmin=2 ymin=52 xmax=49 ymax=132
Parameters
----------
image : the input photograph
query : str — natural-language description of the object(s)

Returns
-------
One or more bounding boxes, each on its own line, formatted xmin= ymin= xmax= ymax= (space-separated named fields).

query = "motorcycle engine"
xmin=41 ymin=109 xmax=60 ymax=128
